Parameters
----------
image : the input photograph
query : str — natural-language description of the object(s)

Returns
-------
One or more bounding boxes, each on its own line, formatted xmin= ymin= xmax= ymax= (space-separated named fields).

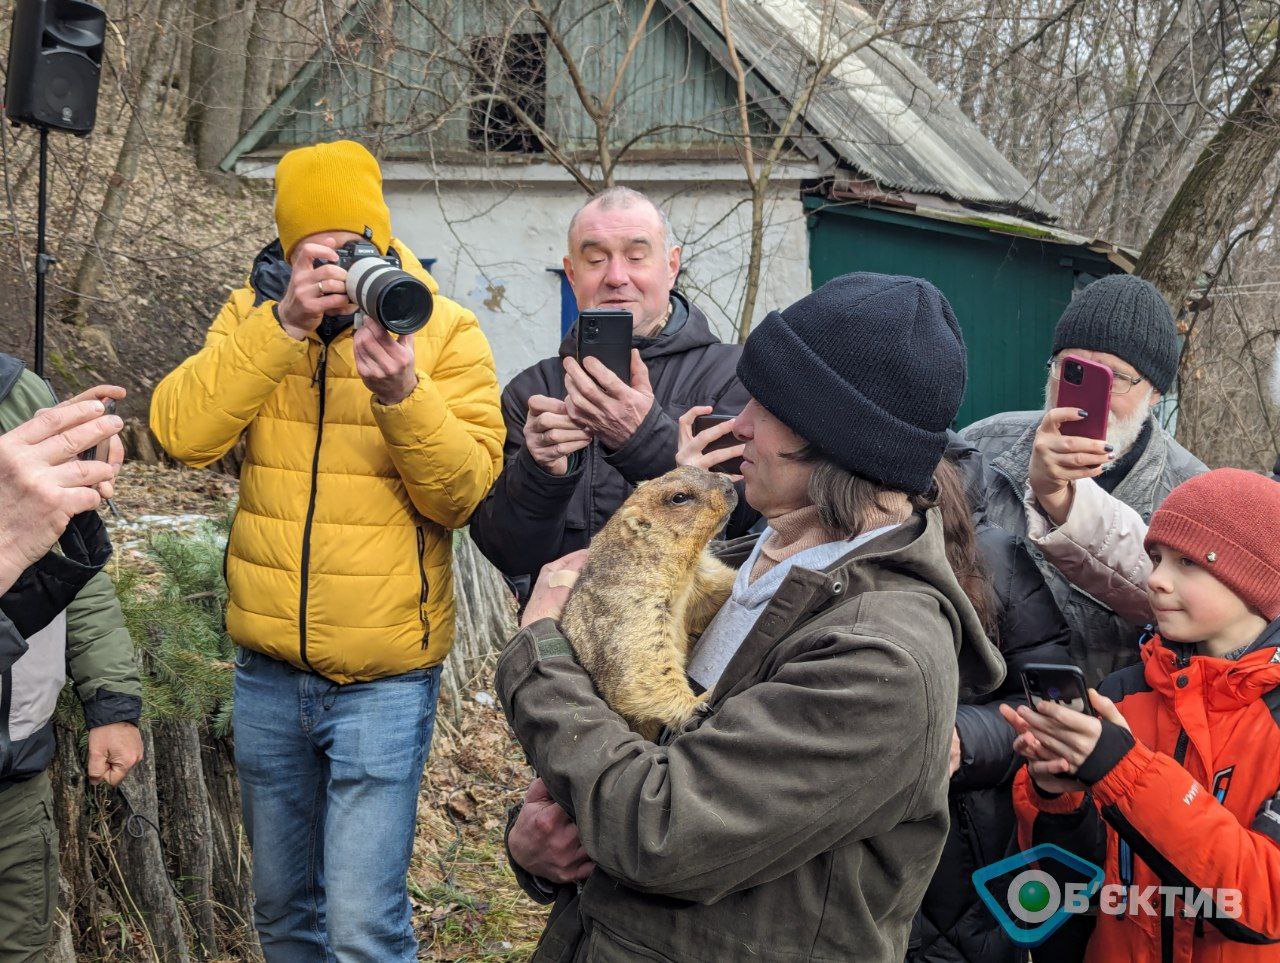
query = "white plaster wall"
xmin=380 ymin=167 xmax=813 ymax=387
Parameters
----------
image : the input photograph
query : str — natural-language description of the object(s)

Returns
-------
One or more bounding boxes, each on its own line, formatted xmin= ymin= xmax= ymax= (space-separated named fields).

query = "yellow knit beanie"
xmin=274 ymin=140 xmax=392 ymax=260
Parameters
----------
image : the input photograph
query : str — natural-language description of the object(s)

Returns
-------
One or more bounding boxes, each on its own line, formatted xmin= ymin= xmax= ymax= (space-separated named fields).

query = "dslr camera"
xmin=317 ymin=240 xmax=433 ymax=335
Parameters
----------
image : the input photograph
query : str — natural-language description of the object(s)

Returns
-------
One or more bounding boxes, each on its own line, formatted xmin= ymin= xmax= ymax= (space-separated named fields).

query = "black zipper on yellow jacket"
xmin=298 ymin=342 xmax=328 ymax=669
xmin=415 ymin=525 xmax=430 ymax=649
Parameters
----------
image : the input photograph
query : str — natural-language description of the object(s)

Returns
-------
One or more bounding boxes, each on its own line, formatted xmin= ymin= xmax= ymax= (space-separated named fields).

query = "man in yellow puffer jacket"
xmin=150 ymin=140 xmax=503 ymax=961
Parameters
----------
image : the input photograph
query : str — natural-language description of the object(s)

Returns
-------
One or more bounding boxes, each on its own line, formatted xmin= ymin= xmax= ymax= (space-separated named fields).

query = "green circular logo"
xmin=1018 ymin=879 xmax=1052 ymax=914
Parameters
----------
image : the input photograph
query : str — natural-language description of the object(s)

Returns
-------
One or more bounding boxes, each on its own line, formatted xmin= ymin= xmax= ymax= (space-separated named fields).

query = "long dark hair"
xmin=785 ymin=446 xmax=997 ymax=636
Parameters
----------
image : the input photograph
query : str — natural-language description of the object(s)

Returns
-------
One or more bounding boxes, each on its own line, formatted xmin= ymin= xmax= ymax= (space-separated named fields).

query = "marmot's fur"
xmin=562 ymin=466 xmax=739 ymax=740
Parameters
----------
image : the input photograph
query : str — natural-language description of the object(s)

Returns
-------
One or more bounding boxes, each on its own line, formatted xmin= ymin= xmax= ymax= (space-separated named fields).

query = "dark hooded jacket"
xmin=498 ymin=507 xmax=1006 ymax=962
xmin=907 ymin=436 xmax=1074 ymax=963
xmin=468 ymin=293 xmax=754 ymax=597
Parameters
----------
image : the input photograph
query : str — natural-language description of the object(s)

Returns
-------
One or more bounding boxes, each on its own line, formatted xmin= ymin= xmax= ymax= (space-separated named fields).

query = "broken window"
xmin=468 ymin=33 xmax=546 ymax=154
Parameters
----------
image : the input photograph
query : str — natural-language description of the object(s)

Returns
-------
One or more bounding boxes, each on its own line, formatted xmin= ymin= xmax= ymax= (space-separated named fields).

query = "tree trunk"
xmin=111 ymin=724 xmax=192 ymax=963
xmin=364 ymin=0 xmax=395 ymax=154
xmin=200 ymin=732 xmax=260 ymax=957
xmin=67 ymin=0 xmax=175 ymax=322
xmin=154 ymin=719 xmax=219 ymax=958
xmin=736 ymin=187 xmax=766 ymax=344
xmin=194 ymin=0 xmax=251 ymax=173
xmin=185 ymin=0 xmax=219 ymax=144
xmin=1135 ymin=42 xmax=1280 ymax=309
xmin=442 ymin=533 xmax=515 ymax=721
xmin=50 ymin=725 xmax=103 ymax=958
xmin=174 ymin=0 xmax=196 ymax=120
xmin=46 ymin=880 xmax=77 ymax=963
xmin=240 ymin=0 xmax=283 ymax=133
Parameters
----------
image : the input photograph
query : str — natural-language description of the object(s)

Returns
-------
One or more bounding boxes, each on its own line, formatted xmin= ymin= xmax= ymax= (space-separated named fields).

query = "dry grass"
xmin=412 ymin=686 xmax=547 ymax=960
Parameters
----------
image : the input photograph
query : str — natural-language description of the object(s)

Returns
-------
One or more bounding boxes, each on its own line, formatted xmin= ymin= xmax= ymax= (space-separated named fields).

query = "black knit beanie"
xmin=737 ymin=273 xmax=967 ymax=495
xmin=1052 ymin=274 xmax=1178 ymax=394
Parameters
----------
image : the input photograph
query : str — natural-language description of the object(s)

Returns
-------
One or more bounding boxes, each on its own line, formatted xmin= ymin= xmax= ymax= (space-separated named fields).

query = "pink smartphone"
xmin=1055 ymin=354 xmax=1112 ymax=440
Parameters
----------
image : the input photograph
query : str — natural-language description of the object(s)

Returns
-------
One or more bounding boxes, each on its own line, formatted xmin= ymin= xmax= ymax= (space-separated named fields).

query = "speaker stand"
xmin=33 ymin=125 xmax=53 ymax=378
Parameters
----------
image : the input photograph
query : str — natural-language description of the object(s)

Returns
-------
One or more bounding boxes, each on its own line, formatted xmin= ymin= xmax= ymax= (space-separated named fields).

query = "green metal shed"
xmin=805 ymin=196 xmax=1131 ymax=427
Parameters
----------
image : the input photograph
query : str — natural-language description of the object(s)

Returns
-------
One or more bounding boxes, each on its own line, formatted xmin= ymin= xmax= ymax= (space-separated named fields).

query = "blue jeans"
xmin=232 ymin=647 xmax=441 ymax=963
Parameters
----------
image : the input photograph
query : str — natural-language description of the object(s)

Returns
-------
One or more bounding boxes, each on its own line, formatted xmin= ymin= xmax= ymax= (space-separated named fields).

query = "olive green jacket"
xmin=0 ymin=356 xmax=141 ymax=787
xmin=497 ymin=509 xmax=1006 ymax=962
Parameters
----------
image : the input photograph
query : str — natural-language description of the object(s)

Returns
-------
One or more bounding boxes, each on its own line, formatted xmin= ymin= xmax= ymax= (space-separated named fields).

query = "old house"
xmin=222 ymin=0 xmax=1129 ymax=420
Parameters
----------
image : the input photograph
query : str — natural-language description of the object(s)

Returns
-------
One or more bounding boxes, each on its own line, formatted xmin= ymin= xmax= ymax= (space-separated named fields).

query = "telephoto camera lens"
xmin=344 ymin=257 xmax=433 ymax=335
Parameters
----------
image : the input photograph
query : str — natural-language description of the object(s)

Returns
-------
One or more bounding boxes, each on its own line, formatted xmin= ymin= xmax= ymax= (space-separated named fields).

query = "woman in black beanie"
xmin=497 ymin=273 xmax=1007 ymax=963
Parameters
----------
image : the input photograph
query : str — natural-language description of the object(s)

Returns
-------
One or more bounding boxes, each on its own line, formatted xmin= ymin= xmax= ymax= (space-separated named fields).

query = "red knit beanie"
xmin=1145 ymin=468 xmax=1280 ymax=620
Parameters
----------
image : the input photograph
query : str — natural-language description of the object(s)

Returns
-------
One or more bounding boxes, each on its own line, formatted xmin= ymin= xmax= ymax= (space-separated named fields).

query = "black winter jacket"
xmin=469 ymin=293 xmax=754 ymax=597
xmin=908 ymin=437 xmax=1074 ymax=963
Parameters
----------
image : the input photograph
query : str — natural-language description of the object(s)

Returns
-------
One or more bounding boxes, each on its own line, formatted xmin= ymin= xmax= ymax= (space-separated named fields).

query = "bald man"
xmin=469 ymin=186 xmax=757 ymax=599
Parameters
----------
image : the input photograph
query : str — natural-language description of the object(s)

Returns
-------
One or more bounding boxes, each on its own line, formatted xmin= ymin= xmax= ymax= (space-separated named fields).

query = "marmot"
xmin=562 ymin=466 xmax=739 ymax=740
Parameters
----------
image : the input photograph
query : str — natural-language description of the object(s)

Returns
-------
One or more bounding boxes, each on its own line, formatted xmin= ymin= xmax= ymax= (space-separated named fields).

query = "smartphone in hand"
xmin=1055 ymin=354 xmax=1113 ymax=441
xmin=78 ymin=398 xmax=117 ymax=463
xmin=576 ymin=309 xmax=632 ymax=384
xmin=692 ymin=413 xmax=743 ymax=474
xmin=1021 ymin=663 xmax=1095 ymax=717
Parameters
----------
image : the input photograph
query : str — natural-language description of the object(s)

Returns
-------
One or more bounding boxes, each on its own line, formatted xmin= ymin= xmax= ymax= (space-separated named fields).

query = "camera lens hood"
xmin=345 ymin=257 xmax=433 ymax=335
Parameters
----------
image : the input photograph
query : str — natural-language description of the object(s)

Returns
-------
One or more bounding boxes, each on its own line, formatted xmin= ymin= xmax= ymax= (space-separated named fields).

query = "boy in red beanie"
xmin=1001 ymin=468 xmax=1280 ymax=962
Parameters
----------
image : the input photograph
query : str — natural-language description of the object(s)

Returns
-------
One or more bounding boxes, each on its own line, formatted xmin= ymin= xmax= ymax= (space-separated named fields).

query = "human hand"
xmin=508 ymin=778 xmax=595 ymax=885
xmin=0 ymin=399 xmax=123 ymax=591
xmin=1000 ymin=690 xmax=1129 ymax=793
xmin=563 ymin=350 xmax=654 ymax=450
xmin=525 ymin=395 xmax=591 ymax=476
xmin=56 ymin=385 xmax=127 ymax=499
xmin=677 ymin=406 xmax=744 ymax=479
xmin=521 ymin=548 xmax=590 ymax=628
xmin=1029 ymin=408 xmax=1114 ymax=525
xmin=355 ymin=319 xmax=418 ymax=405
xmin=87 ymin=721 xmax=144 ymax=787
xmin=949 ymin=726 xmax=962 ymax=777
xmin=277 ymin=237 xmax=355 ymax=338
xmin=1000 ymin=702 xmax=1086 ymax=794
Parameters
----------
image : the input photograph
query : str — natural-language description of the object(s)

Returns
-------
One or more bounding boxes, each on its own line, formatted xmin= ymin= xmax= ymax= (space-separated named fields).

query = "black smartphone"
xmin=692 ymin=413 xmax=743 ymax=474
xmin=1021 ymin=663 xmax=1094 ymax=716
xmin=79 ymin=398 xmax=117 ymax=462
xmin=576 ymin=308 xmax=632 ymax=384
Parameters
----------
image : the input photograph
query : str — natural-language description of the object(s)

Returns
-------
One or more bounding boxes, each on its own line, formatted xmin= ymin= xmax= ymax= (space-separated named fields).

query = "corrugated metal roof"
xmin=664 ymin=0 xmax=1056 ymax=219
xmin=223 ymin=0 xmax=1055 ymax=220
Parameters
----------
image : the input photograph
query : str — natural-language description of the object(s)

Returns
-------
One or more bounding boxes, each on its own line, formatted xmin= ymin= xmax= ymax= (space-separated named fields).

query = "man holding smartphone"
xmin=961 ymin=274 xmax=1205 ymax=684
xmin=0 ymin=356 xmax=142 ymax=961
xmin=469 ymin=186 xmax=755 ymax=601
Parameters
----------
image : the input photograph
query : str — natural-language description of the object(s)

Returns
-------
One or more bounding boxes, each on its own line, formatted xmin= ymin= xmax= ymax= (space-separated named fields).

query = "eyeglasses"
xmin=1046 ymin=357 xmax=1146 ymax=395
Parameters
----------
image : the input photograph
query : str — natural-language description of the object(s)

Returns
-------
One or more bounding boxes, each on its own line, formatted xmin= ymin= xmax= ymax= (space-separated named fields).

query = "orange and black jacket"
xmin=1014 ymin=620 xmax=1280 ymax=963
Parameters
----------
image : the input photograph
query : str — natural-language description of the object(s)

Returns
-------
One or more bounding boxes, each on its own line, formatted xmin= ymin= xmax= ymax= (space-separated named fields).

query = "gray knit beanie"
xmin=1051 ymin=274 xmax=1178 ymax=394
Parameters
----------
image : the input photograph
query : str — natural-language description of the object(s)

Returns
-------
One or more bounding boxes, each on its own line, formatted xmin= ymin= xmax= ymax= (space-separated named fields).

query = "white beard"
xmin=1044 ymin=378 xmax=1152 ymax=465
